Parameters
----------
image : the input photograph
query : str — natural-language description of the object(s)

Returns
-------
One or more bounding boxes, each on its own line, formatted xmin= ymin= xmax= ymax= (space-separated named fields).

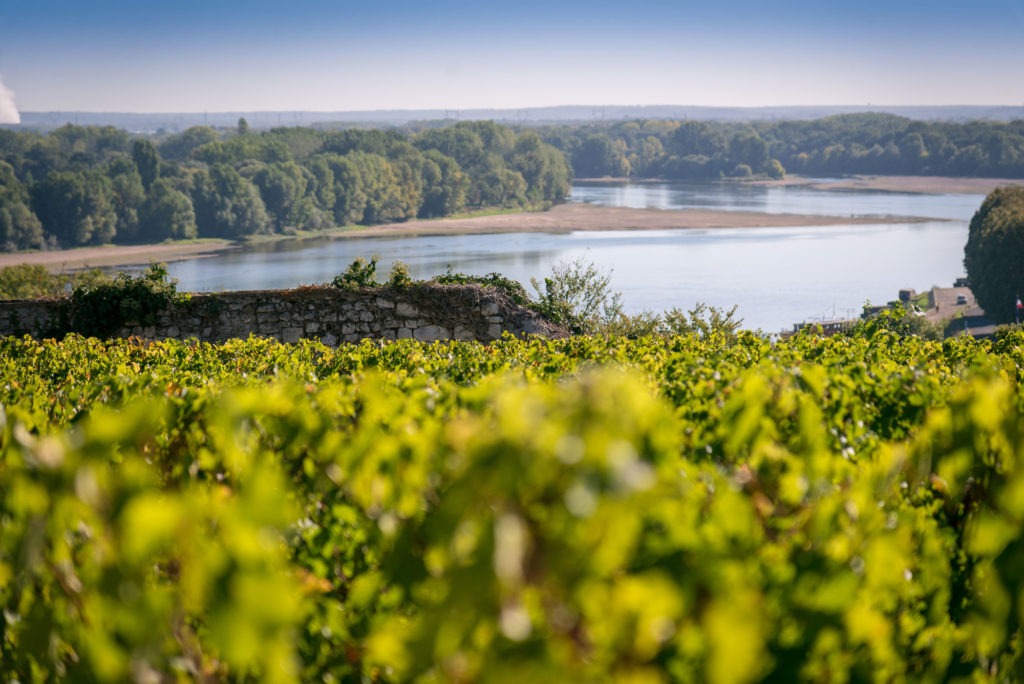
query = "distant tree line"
xmin=537 ymin=113 xmax=1024 ymax=181
xmin=5 ymin=113 xmax=1024 ymax=252
xmin=0 ymin=120 xmax=570 ymax=251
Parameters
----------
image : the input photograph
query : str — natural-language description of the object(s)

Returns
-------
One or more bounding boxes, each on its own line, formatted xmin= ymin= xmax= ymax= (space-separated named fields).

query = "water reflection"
xmin=571 ymin=180 xmax=979 ymax=221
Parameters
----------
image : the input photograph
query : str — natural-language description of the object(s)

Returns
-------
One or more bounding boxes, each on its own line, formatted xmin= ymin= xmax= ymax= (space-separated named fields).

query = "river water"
xmin=161 ymin=181 xmax=982 ymax=332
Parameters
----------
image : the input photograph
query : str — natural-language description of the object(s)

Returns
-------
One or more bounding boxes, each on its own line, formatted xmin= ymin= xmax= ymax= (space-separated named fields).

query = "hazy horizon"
xmin=1 ymin=0 xmax=1023 ymax=124
xmin=11 ymin=103 xmax=1024 ymax=116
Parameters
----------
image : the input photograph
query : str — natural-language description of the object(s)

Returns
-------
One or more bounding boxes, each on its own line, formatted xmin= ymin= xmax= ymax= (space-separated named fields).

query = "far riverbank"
xmin=575 ymin=174 xmax=1024 ymax=196
xmin=0 ymin=173 xmax=998 ymax=273
xmin=0 ymin=203 xmax=935 ymax=272
xmin=750 ymin=174 xmax=1024 ymax=195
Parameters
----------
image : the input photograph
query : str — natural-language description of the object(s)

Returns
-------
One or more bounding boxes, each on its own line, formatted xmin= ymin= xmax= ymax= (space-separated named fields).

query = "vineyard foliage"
xmin=3 ymin=329 xmax=1024 ymax=682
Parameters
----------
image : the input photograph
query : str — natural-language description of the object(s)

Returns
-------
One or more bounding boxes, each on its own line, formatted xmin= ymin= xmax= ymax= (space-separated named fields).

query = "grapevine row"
xmin=2 ymin=329 xmax=1024 ymax=682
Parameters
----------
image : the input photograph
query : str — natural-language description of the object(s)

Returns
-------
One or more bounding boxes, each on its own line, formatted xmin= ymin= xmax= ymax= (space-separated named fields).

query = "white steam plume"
xmin=0 ymin=76 xmax=21 ymax=124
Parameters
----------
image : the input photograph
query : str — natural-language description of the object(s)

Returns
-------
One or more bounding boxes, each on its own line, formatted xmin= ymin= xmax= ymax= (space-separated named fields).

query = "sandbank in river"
xmin=3 ymin=174 xmax=1015 ymax=272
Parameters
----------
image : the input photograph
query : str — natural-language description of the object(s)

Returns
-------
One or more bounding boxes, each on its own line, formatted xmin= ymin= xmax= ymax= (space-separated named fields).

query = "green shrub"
xmin=530 ymin=257 xmax=623 ymax=334
xmin=65 ymin=263 xmax=185 ymax=337
xmin=762 ymin=158 xmax=786 ymax=179
xmin=732 ymin=163 xmax=753 ymax=177
xmin=600 ymin=310 xmax=664 ymax=338
xmin=661 ymin=302 xmax=744 ymax=341
xmin=386 ymin=260 xmax=413 ymax=288
xmin=332 ymin=256 xmax=380 ymax=290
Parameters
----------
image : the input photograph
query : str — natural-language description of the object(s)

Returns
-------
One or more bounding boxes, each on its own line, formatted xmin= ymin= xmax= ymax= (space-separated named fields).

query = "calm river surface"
xmin=163 ymin=181 xmax=982 ymax=332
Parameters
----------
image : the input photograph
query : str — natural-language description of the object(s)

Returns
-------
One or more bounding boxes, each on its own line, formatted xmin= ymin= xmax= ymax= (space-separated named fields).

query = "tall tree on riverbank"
xmin=571 ymin=134 xmax=630 ymax=178
xmin=105 ymin=157 xmax=145 ymax=242
xmin=248 ymin=160 xmax=308 ymax=231
xmin=964 ymin=187 xmax=1024 ymax=323
xmin=417 ymin=150 xmax=468 ymax=218
xmin=31 ymin=170 xmax=117 ymax=247
xmin=191 ymin=164 xmax=270 ymax=238
xmin=132 ymin=139 xmax=160 ymax=190
xmin=0 ymin=161 xmax=44 ymax=250
xmin=140 ymin=178 xmax=197 ymax=241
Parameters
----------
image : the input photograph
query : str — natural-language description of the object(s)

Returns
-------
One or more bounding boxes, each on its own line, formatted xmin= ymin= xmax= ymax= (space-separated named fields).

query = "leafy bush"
xmin=599 ymin=309 xmax=664 ymax=338
xmin=731 ymin=163 xmax=753 ymax=177
xmin=65 ymin=262 xmax=185 ymax=337
xmin=597 ymin=303 xmax=746 ymax=341
xmin=331 ymin=255 xmax=379 ymax=290
xmin=762 ymin=158 xmax=786 ymax=179
xmin=662 ymin=302 xmax=744 ymax=341
xmin=386 ymin=260 xmax=413 ymax=287
xmin=530 ymin=256 xmax=623 ymax=334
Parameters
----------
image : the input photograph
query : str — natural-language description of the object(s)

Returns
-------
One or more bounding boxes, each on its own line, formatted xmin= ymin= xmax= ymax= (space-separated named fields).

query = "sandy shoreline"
xmin=1 ymin=172 xmax=1003 ymax=272
xmin=0 ymin=240 xmax=235 ymax=271
xmin=363 ymin=202 xmax=933 ymax=237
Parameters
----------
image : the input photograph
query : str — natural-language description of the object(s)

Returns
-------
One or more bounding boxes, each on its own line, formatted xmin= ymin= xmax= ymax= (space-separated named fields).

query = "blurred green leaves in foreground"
xmin=3 ymin=328 xmax=1024 ymax=681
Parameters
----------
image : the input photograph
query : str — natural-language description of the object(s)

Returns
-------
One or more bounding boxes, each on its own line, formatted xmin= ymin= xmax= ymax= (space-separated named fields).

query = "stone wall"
xmin=0 ymin=285 xmax=565 ymax=344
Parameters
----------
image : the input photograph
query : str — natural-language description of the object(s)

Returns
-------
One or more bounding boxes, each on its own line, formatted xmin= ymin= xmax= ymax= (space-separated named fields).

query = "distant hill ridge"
xmin=9 ymin=105 xmax=1024 ymax=133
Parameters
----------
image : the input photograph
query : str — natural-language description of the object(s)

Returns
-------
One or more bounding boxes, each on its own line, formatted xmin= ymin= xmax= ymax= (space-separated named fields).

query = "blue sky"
xmin=1 ymin=0 xmax=1022 ymax=114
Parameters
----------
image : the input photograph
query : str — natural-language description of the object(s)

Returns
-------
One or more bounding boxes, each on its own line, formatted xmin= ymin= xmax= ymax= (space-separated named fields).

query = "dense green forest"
xmin=0 ymin=120 xmax=571 ymax=251
xmin=3 ymin=113 xmax=1024 ymax=252
xmin=539 ymin=112 xmax=1024 ymax=180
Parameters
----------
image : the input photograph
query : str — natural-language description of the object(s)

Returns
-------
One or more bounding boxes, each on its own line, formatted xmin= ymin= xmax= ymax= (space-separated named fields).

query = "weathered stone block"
xmin=414 ymin=325 xmax=450 ymax=341
xmin=481 ymin=302 xmax=501 ymax=317
xmin=282 ymin=327 xmax=303 ymax=344
xmin=454 ymin=326 xmax=477 ymax=341
xmin=396 ymin=302 xmax=418 ymax=317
